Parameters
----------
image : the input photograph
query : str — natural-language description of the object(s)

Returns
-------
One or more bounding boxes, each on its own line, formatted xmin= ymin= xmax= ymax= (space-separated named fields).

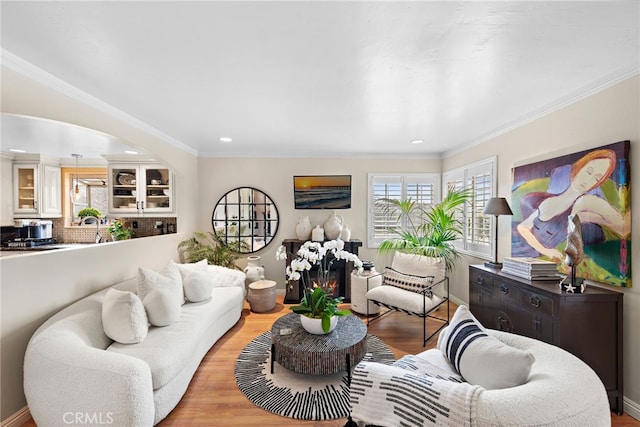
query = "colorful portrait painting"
xmin=511 ymin=141 xmax=631 ymax=287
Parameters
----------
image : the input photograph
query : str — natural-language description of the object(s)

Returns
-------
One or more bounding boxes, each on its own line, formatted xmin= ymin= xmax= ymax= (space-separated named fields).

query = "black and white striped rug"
xmin=234 ymin=331 xmax=395 ymax=420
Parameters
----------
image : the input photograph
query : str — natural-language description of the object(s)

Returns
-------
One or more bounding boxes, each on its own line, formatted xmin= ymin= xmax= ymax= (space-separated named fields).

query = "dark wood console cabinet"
xmin=469 ymin=264 xmax=623 ymax=414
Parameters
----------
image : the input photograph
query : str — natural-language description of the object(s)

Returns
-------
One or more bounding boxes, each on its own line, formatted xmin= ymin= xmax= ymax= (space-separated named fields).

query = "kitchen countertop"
xmin=0 ymin=243 xmax=98 ymax=257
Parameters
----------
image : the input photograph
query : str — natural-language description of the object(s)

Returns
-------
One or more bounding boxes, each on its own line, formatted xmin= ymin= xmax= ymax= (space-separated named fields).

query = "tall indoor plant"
xmin=276 ymin=239 xmax=363 ymax=333
xmin=178 ymin=231 xmax=242 ymax=269
xmin=378 ymin=187 xmax=473 ymax=272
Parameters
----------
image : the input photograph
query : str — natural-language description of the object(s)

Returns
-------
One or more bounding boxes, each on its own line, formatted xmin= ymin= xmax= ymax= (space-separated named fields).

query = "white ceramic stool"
xmin=248 ymin=280 xmax=277 ymax=313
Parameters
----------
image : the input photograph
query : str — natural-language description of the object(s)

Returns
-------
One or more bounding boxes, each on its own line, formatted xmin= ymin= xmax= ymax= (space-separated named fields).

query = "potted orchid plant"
xmin=276 ymin=239 xmax=363 ymax=334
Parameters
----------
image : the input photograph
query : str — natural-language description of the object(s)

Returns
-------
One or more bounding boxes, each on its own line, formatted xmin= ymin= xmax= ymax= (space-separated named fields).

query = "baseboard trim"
xmin=449 ymin=295 xmax=465 ymax=307
xmin=624 ymin=396 xmax=640 ymax=421
xmin=1 ymin=406 xmax=31 ymax=427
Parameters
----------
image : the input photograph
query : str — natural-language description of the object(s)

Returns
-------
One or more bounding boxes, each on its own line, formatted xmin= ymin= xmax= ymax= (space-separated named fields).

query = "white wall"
xmin=443 ymin=75 xmax=640 ymax=414
xmin=196 ymin=156 xmax=442 ymax=287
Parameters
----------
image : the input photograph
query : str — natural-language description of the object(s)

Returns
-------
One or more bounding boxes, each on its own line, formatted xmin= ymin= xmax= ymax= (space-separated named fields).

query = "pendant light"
xmin=71 ymin=153 xmax=82 ymax=202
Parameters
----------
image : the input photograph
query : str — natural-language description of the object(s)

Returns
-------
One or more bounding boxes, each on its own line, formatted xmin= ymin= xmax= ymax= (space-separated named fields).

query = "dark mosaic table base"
xmin=271 ymin=312 xmax=367 ymax=375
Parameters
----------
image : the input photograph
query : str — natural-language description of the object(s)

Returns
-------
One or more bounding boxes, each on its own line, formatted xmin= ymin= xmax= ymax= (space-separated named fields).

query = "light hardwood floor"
xmin=23 ymin=296 xmax=640 ymax=426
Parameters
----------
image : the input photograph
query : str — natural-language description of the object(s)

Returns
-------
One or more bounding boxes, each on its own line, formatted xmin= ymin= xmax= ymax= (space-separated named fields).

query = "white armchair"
xmin=365 ymin=252 xmax=449 ymax=346
xmin=347 ymin=305 xmax=610 ymax=427
xmin=348 ymin=330 xmax=610 ymax=426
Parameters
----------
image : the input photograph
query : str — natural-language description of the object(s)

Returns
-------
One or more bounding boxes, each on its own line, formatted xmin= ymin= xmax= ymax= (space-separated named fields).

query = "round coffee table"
xmin=271 ymin=312 xmax=367 ymax=376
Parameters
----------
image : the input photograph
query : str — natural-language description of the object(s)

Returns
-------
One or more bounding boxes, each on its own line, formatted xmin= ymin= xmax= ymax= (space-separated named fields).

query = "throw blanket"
xmin=349 ymin=355 xmax=482 ymax=426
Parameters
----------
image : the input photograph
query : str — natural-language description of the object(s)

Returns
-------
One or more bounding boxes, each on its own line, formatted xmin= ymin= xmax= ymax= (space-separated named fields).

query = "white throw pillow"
xmin=391 ymin=252 xmax=445 ymax=281
xmin=102 ymin=288 xmax=148 ymax=344
xmin=138 ymin=262 xmax=184 ymax=306
xmin=142 ymin=287 xmax=181 ymax=326
xmin=437 ymin=305 xmax=535 ymax=390
xmin=173 ymin=259 xmax=208 ymax=282
xmin=183 ymin=270 xmax=214 ymax=302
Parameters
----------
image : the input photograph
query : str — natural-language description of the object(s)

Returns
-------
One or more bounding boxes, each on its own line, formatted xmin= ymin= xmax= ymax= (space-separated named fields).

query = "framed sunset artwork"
xmin=293 ymin=175 xmax=352 ymax=209
xmin=511 ymin=140 xmax=631 ymax=287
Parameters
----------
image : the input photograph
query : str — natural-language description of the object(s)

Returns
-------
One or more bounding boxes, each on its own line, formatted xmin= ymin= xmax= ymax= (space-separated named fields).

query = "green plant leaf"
xmin=321 ymin=315 xmax=331 ymax=333
xmin=290 ymin=305 xmax=312 ymax=315
xmin=177 ymin=231 xmax=242 ymax=270
xmin=377 ymin=186 xmax=472 ymax=272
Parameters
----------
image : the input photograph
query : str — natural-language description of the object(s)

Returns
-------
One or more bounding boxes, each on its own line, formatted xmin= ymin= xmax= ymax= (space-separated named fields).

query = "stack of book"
xmin=502 ymin=257 xmax=560 ymax=280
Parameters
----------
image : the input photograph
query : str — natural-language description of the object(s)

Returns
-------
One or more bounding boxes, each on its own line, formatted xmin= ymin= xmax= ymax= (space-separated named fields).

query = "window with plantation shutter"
xmin=443 ymin=157 xmax=497 ymax=258
xmin=368 ymin=173 xmax=440 ymax=248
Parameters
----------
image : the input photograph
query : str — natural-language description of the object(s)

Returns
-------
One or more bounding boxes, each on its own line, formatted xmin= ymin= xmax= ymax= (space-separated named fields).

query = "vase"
xmin=300 ymin=314 xmax=338 ymax=335
xmin=341 ymin=223 xmax=351 ymax=241
xmin=244 ymin=256 xmax=265 ymax=291
xmin=311 ymin=225 xmax=324 ymax=242
xmin=323 ymin=212 xmax=343 ymax=240
xmin=295 ymin=216 xmax=312 ymax=240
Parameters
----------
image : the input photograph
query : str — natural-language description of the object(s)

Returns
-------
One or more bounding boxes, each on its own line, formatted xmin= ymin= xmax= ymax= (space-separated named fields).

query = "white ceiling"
xmin=1 ymin=113 xmax=144 ymax=161
xmin=1 ymin=1 xmax=639 ymax=158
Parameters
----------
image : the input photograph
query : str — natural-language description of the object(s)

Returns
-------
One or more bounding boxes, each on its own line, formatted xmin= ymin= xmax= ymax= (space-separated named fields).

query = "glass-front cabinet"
xmin=14 ymin=164 xmax=37 ymax=214
xmin=109 ymin=163 xmax=173 ymax=215
xmin=13 ymin=162 xmax=62 ymax=218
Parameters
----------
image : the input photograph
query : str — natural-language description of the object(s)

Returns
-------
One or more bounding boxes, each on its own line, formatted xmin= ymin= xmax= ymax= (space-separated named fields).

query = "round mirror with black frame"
xmin=211 ymin=187 xmax=279 ymax=254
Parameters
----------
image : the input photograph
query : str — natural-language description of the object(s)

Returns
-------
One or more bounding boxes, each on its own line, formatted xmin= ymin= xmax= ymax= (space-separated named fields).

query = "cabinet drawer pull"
xmin=500 ymin=284 xmax=509 ymax=294
xmin=496 ymin=314 xmax=511 ymax=332
xmin=476 ymin=276 xmax=484 ymax=285
xmin=530 ymin=295 xmax=541 ymax=307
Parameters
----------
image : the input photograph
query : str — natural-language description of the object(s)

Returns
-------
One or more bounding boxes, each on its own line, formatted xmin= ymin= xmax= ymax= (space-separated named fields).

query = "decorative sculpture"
xmin=561 ymin=214 xmax=585 ymax=293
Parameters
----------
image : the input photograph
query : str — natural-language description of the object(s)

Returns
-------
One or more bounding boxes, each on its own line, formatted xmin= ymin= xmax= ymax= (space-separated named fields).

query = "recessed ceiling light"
xmin=124 ymin=150 xmax=139 ymax=155
xmin=219 ymin=137 xmax=233 ymax=143
xmin=410 ymin=139 xmax=424 ymax=145
xmin=9 ymin=148 xmax=26 ymax=153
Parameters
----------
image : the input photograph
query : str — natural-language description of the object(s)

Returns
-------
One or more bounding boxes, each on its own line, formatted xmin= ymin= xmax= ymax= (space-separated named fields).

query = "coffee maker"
xmin=7 ymin=219 xmax=55 ymax=247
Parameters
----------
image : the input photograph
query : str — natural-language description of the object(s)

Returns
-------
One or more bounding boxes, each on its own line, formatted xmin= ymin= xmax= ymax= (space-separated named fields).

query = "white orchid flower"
xmin=290 ymin=259 xmax=306 ymax=272
xmin=275 ymin=245 xmax=288 ymax=261
xmin=289 ymin=271 xmax=301 ymax=281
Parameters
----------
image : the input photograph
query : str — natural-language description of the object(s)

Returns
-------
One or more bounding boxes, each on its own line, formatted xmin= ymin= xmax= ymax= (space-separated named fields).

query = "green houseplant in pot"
xmin=77 ymin=207 xmax=102 ymax=222
xmin=377 ymin=186 xmax=473 ymax=273
xmin=276 ymin=240 xmax=363 ymax=334
xmin=107 ymin=219 xmax=135 ymax=240
xmin=177 ymin=231 xmax=242 ymax=269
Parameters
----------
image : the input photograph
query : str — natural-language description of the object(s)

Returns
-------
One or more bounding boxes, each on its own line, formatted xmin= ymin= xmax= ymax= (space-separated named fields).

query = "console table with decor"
xmin=469 ymin=264 xmax=623 ymax=414
xmin=282 ymin=239 xmax=362 ymax=304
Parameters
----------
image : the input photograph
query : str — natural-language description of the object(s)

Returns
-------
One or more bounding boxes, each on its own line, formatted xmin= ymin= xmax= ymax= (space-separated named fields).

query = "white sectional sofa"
xmin=24 ymin=264 xmax=245 ymax=426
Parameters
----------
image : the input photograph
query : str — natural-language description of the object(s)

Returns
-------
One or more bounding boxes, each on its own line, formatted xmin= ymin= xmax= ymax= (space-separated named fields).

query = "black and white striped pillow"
xmin=437 ymin=305 xmax=535 ymax=390
xmin=383 ymin=267 xmax=434 ymax=296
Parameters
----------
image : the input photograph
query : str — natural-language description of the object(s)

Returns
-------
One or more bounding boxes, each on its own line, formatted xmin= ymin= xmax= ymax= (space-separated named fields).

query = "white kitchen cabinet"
xmin=108 ymin=163 xmax=174 ymax=215
xmin=13 ymin=162 xmax=62 ymax=218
